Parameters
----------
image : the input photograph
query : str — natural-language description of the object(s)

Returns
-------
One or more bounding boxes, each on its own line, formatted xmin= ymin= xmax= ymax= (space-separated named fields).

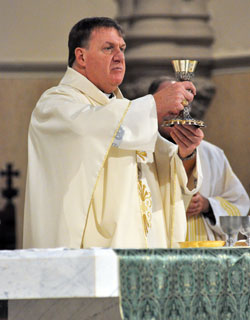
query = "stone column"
xmin=116 ymin=0 xmax=216 ymax=119
xmin=115 ymin=0 xmax=134 ymax=31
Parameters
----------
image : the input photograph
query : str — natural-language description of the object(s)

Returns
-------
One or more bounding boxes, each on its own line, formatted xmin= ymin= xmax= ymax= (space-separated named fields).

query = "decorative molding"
xmin=0 ymin=62 xmax=67 ymax=73
xmin=1 ymin=56 xmax=249 ymax=75
xmin=212 ymin=55 xmax=250 ymax=73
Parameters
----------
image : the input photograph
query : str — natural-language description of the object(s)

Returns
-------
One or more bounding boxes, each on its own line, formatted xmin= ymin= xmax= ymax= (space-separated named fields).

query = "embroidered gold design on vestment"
xmin=138 ymin=180 xmax=152 ymax=236
xmin=136 ymin=151 xmax=147 ymax=161
xmin=186 ymin=215 xmax=208 ymax=241
xmin=136 ymin=151 xmax=152 ymax=237
xmin=216 ymin=197 xmax=241 ymax=216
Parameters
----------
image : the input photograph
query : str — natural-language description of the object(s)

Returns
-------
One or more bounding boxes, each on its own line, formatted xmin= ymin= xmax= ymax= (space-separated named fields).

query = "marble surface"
xmin=0 ymin=248 xmax=119 ymax=300
xmin=8 ymin=298 xmax=122 ymax=320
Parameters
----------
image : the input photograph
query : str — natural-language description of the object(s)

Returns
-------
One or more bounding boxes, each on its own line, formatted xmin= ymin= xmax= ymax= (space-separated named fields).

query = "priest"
xmin=23 ymin=17 xmax=204 ymax=249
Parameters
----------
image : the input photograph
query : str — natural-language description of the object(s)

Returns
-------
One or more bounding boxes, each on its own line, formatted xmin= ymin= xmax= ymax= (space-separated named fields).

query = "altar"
xmin=0 ymin=247 xmax=249 ymax=320
xmin=0 ymin=248 xmax=121 ymax=319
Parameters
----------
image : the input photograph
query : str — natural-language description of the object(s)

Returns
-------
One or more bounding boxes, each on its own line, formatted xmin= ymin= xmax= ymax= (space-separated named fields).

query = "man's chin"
xmin=111 ymin=78 xmax=124 ymax=89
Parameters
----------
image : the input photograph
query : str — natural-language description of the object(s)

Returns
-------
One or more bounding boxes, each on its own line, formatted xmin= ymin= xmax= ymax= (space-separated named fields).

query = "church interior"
xmin=0 ymin=1 xmax=249 ymax=319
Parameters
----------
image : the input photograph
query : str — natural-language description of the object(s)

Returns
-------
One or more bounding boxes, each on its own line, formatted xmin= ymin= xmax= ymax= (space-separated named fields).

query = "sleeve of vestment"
xmin=114 ymin=94 xmax=158 ymax=152
xmin=200 ymin=146 xmax=250 ymax=238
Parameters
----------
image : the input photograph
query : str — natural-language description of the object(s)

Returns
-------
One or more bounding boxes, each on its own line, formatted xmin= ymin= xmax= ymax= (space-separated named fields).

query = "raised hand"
xmin=153 ymin=81 xmax=196 ymax=124
xmin=170 ymin=124 xmax=204 ymax=159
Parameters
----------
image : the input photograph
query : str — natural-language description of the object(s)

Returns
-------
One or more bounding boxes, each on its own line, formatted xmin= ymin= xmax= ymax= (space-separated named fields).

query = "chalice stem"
xmin=226 ymin=234 xmax=236 ymax=247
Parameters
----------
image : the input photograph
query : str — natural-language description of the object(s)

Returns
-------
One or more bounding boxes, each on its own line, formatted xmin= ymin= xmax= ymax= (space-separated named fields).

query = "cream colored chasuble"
xmin=24 ymin=67 xmax=201 ymax=249
xmin=23 ymin=68 xmax=131 ymax=248
xmin=83 ymin=134 xmax=202 ymax=249
xmin=83 ymin=148 xmax=169 ymax=248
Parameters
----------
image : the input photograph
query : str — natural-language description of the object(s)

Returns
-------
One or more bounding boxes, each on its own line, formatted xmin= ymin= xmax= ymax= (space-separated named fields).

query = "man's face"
xmin=82 ymin=27 xmax=126 ymax=93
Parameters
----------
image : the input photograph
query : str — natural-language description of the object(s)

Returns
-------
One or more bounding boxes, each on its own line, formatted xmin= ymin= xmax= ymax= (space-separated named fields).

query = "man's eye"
xmin=104 ymin=47 xmax=112 ymax=51
xmin=120 ymin=47 xmax=126 ymax=52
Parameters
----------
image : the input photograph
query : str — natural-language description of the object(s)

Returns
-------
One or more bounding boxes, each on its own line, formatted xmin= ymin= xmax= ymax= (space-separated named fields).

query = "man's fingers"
xmin=187 ymin=210 xmax=199 ymax=217
xmin=153 ymin=80 xmax=197 ymax=119
xmin=181 ymin=125 xmax=204 ymax=137
xmin=172 ymin=125 xmax=204 ymax=145
xmin=170 ymin=131 xmax=190 ymax=149
xmin=182 ymin=81 xmax=196 ymax=95
xmin=183 ymin=89 xmax=195 ymax=103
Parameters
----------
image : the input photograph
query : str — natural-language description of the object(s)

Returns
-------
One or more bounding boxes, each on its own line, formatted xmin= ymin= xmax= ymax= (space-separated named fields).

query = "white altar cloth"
xmin=0 ymin=248 xmax=119 ymax=300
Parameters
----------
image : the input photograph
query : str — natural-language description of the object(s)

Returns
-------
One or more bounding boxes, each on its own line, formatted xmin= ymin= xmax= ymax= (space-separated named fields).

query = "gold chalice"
xmin=163 ymin=59 xmax=205 ymax=127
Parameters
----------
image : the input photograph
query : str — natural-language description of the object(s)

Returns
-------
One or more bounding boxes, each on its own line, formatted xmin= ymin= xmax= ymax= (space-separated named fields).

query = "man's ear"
xmin=74 ymin=47 xmax=86 ymax=67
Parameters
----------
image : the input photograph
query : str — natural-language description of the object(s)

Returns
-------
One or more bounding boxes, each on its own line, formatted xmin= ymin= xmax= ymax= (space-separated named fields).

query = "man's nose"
xmin=113 ymin=49 xmax=124 ymax=61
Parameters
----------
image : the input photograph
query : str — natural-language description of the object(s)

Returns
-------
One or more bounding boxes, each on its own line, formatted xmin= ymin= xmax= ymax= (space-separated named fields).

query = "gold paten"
xmin=179 ymin=241 xmax=225 ymax=248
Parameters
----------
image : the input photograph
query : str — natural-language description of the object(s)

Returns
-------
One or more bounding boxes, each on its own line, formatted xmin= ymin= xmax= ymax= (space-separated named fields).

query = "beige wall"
xmin=0 ymin=78 xmax=60 ymax=246
xmin=1 ymin=0 xmax=250 ymax=64
xmin=0 ymin=0 xmax=249 ymax=248
xmin=208 ymin=0 xmax=250 ymax=58
xmin=203 ymin=72 xmax=250 ymax=195
xmin=206 ymin=0 xmax=250 ymax=197
xmin=0 ymin=0 xmax=117 ymax=64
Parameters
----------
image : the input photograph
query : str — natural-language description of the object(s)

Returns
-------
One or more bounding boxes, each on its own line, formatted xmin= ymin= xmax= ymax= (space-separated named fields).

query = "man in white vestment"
xmin=148 ymin=77 xmax=250 ymax=241
xmin=23 ymin=17 xmax=204 ymax=249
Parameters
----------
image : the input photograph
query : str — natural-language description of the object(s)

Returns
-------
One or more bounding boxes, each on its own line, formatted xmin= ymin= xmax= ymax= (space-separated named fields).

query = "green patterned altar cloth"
xmin=115 ymin=248 xmax=250 ymax=320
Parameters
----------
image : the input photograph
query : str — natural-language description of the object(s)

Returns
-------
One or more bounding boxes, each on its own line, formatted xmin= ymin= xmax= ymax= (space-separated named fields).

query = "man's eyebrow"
xmin=103 ymin=41 xmax=126 ymax=47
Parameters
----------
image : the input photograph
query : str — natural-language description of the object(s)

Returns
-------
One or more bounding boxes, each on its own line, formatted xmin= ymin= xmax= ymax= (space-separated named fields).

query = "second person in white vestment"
xmin=23 ymin=17 xmax=204 ymax=249
xmin=148 ymin=76 xmax=250 ymax=242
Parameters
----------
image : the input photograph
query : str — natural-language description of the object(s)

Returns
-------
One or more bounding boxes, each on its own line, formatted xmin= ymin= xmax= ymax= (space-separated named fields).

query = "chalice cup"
xmin=240 ymin=216 xmax=250 ymax=246
xmin=220 ymin=216 xmax=242 ymax=247
xmin=162 ymin=59 xmax=205 ymax=127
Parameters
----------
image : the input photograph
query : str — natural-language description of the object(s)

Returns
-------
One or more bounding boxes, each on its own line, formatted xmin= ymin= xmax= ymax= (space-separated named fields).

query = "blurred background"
xmin=0 ymin=0 xmax=249 ymax=248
